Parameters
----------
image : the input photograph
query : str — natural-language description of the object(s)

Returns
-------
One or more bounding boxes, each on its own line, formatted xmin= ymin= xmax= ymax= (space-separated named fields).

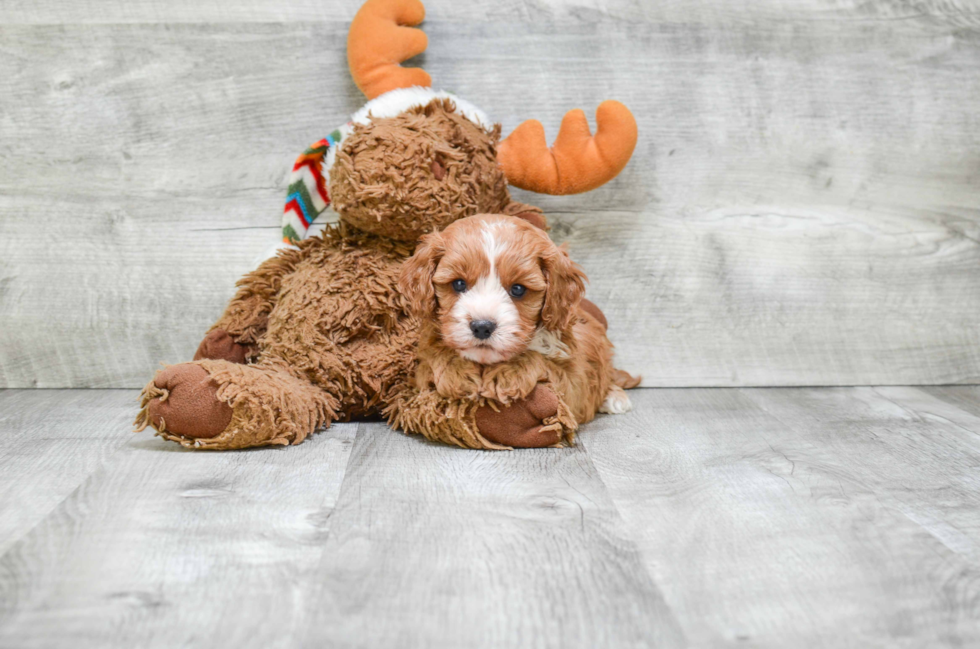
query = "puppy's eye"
xmin=451 ymin=279 xmax=467 ymax=293
xmin=509 ymin=284 xmax=527 ymax=298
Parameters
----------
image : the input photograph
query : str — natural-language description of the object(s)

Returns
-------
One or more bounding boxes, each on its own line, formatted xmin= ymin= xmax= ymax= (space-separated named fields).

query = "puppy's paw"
xmin=477 ymin=358 xmax=542 ymax=404
xmin=433 ymin=369 xmax=481 ymax=401
xmin=478 ymin=374 xmax=539 ymax=405
xmin=599 ymin=385 xmax=633 ymax=415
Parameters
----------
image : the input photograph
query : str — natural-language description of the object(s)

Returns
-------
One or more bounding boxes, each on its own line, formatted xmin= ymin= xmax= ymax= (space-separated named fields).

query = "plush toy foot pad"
xmin=193 ymin=328 xmax=249 ymax=364
xmin=475 ymin=384 xmax=563 ymax=448
xmin=136 ymin=364 xmax=233 ymax=440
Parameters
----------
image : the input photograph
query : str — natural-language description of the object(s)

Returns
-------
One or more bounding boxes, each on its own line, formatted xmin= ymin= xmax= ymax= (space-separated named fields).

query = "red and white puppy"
xmin=400 ymin=213 xmax=639 ymax=445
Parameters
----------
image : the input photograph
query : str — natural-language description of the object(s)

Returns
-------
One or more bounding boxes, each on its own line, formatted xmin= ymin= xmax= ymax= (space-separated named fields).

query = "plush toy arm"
xmin=386 ymin=380 xmax=576 ymax=450
xmin=385 ymin=382 xmax=507 ymax=449
xmin=198 ymin=248 xmax=302 ymax=363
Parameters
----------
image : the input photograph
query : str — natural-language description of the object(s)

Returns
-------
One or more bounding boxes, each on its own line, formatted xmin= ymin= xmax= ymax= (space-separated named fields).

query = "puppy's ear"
xmin=540 ymin=243 xmax=587 ymax=332
xmin=399 ymin=231 xmax=445 ymax=319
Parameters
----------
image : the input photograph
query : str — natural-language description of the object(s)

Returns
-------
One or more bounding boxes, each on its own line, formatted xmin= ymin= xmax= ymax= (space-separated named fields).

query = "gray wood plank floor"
xmin=2 ymin=387 xmax=980 ymax=647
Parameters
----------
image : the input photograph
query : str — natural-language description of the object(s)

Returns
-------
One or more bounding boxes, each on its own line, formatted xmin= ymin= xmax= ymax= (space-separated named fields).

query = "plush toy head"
xmin=329 ymin=99 xmax=509 ymax=242
xmin=399 ymin=214 xmax=586 ymax=365
xmin=280 ymin=0 xmax=639 ymax=247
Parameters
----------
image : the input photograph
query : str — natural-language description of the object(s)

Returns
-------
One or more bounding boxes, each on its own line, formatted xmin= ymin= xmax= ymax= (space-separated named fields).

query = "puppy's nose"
xmin=470 ymin=320 xmax=497 ymax=340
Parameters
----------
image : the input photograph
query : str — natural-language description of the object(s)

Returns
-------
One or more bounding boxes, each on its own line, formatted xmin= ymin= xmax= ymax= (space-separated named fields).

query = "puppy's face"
xmin=401 ymin=214 xmax=586 ymax=365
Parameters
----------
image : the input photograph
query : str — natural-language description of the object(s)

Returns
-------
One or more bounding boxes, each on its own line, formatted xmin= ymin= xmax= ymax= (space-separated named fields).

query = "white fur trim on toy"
xmin=326 ymin=88 xmax=490 ymax=180
xmin=351 ymin=87 xmax=492 ymax=131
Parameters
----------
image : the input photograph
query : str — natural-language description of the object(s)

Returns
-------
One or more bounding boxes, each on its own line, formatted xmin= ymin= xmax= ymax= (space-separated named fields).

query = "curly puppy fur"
xmin=393 ymin=214 xmax=639 ymax=446
xmin=136 ymin=99 xmax=549 ymax=450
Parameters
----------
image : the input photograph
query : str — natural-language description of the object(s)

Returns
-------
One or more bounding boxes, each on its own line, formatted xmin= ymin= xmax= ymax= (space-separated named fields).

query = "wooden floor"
xmin=2 ymin=386 xmax=980 ymax=648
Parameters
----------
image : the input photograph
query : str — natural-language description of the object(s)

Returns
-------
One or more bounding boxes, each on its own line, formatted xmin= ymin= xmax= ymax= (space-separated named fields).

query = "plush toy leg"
xmin=193 ymin=329 xmax=250 ymax=364
xmin=387 ymin=383 xmax=576 ymax=450
xmin=135 ymin=360 xmax=337 ymax=450
xmin=193 ymin=246 xmax=302 ymax=365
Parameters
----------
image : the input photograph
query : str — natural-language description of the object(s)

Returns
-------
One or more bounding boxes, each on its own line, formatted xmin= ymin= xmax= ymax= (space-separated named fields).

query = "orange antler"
xmin=347 ymin=0 xmax=431 ymax=100
xmin=497 ymin=100 xmax=638 ymax=195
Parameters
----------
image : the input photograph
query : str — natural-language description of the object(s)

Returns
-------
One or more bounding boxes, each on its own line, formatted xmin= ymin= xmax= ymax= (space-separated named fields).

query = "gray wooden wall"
xmin=1 ymin=0 xmax=979 ymax=388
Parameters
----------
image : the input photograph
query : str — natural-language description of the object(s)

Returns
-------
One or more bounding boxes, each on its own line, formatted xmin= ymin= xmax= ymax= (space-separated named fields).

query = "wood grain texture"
xmin=922 ymin=385 xmax=980 ymax=419
xmin=747 ymin=386 xmax=980 ymax=568
xmin=3 ymin=0 xmax=979 ymax=25
xmin=2 ymin=387 xmax=980 ymax=646
xmin=0 ymin=389 xmax=133 ymax=556
xmin=1 ymin=2 xmax=980 ymax=387
xmin=300 ymin=424 xmax=685 ymax=649
xmin=0 ymin=391 xmax=357 ymax=648
xmin=0 ymin=390 xmax=684 ymax=649
xmin=581 ymin=387 xmax=980 ymax=647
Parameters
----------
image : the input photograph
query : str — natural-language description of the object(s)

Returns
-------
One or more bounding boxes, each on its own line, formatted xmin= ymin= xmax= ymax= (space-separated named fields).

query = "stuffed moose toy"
xmin=135 ymin=0 xmax=638 ymax=450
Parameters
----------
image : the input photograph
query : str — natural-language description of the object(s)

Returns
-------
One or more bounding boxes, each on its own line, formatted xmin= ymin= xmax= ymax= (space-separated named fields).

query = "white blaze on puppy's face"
xmin=429 ymin=215 xmax=551 ymax=365
xmin=445 ymin=221 xmax=522 ymax=364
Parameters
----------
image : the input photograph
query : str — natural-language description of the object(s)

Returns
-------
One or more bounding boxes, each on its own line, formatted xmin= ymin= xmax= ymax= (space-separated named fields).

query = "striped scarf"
xmin=282 ymin=128 xmax=345 ymax=244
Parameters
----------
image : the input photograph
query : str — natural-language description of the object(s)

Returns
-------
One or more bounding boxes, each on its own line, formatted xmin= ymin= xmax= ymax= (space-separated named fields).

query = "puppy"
xmin=399 ymin=213 xmax=639 ymax=446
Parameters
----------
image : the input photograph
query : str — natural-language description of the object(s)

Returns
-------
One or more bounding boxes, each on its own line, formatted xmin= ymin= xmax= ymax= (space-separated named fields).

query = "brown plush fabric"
xmin=511 ymin=211 xmax=547 ymax=231
xmin=194 ymin=359 xmax=337 ymax=449
xmin=385 ymin=375 xmax=575 ymax=450
xmin=135 ymin=364 xmax=232 ymax=440
xmin=329 ymin=99 xmax=510 ymax=242
xmin=579 ymin=298 xmax=608 ymax=331
xmin=134 ymin=358 xmax=338 ymax=449
xmin=208 ymin=249 xmax=298 ymax=356
xmin=193 ymin=328 xmax=249 ymax=364
xmin=137 ymin=95 xmax=627 ymax=451
xmin=138 ymin=224 xmax=464 ymax=449
xmin=502 ymin=200 xmax=548 ymax=231
xmin=140 ymin=225 xmax=407 ymax=445
xmin=385 ymin=383 xmax=505 ymax=449
xmin=257 ymin=225 xmax=418 ymax=415
xmin=475 ymin=384 xmax=563 ymax=448
xmin=135 ymin=0 xmax=643 ymax=452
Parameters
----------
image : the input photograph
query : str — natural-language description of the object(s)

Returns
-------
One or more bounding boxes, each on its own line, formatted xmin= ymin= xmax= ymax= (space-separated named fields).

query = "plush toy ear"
xmin=540 ymin=244 xmax=587 ymax=333
xmin=512 ymin=211 xmax=548 ymax=231
xmin=399 ymin=231 xmax=445 ymax=319
xmin=502 ymin=201 xmax=548 ymax=231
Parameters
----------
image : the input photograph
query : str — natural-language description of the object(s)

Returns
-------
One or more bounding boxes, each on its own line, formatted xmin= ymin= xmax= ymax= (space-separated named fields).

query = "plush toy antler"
xmin=345 ymin=0 xmax=637 ymax=195
xmin=348 ymin=0 xmax=431 ymax=100
xmin=137 ymin=0 xmax=644 ymax=455
xmin=498 ymin=100 xmax=638 ymax=195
